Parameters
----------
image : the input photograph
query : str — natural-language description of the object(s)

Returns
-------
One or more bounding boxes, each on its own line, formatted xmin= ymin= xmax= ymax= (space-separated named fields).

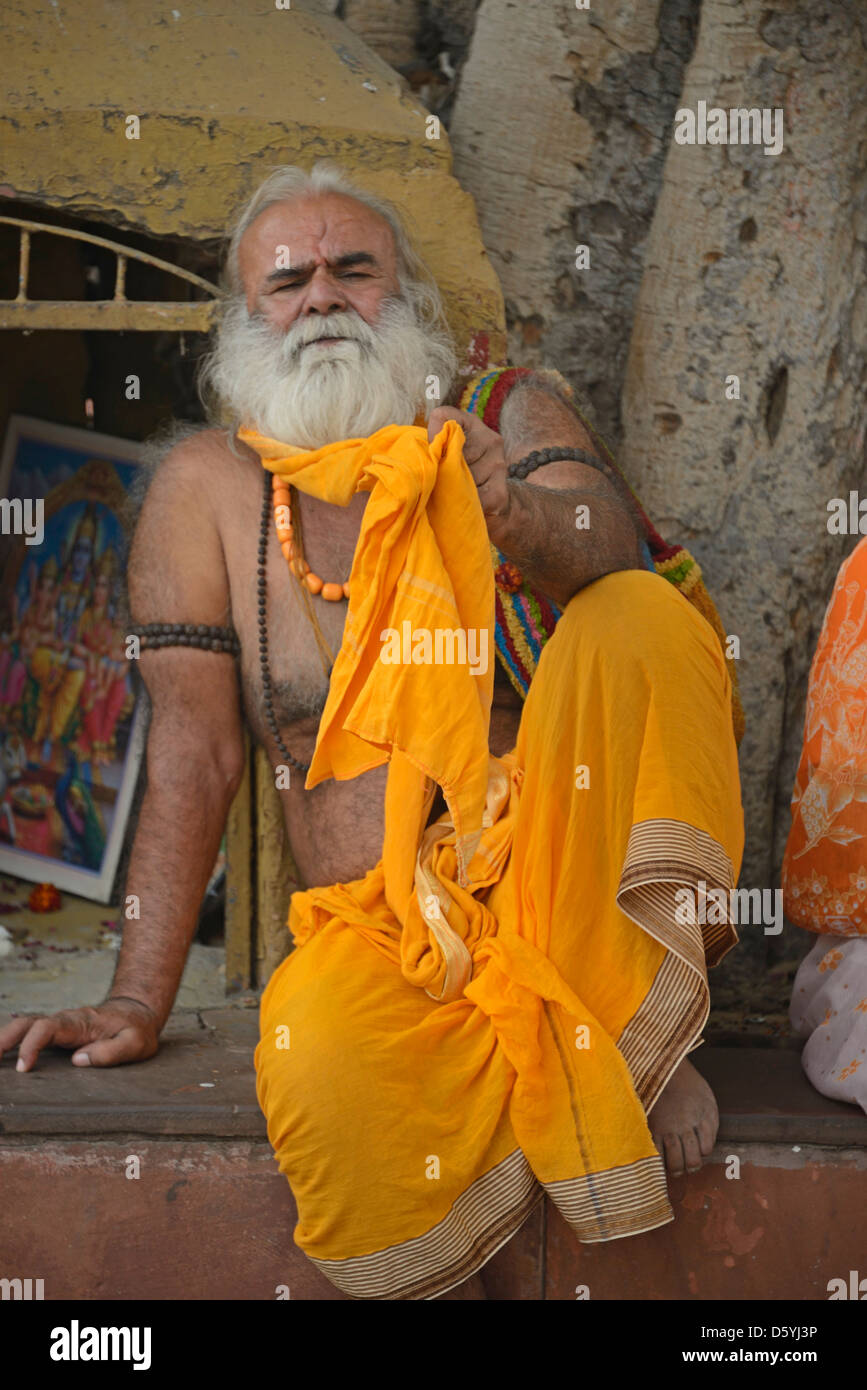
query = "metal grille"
xmin=0 ymin=216 xmax=222 ymax=330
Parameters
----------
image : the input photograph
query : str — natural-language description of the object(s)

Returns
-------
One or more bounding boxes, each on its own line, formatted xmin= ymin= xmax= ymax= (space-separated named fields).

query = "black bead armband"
xmin=507 ymin=446 xmax=607 ymax=481
xmin=131 ymin=623 xmax=241 ymax=656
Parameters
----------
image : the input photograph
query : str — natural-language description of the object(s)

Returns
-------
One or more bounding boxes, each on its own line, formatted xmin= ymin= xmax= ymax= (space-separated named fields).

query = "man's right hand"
xmin=0 ymin=998 xmax=160 ymax=1072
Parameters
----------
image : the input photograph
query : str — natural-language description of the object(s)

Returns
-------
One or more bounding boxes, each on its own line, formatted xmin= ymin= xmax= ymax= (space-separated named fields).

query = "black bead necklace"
xmin=257 ymin=466 xmax=311 ymax=776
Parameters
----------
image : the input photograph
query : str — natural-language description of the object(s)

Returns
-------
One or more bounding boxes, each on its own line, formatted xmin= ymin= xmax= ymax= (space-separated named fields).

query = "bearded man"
xmin=0 ymin=163 xmax=744 ymax=1300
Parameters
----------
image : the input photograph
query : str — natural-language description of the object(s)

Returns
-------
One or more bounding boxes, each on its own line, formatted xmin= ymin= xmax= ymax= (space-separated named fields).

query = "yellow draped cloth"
xmin=242 ymin=421 xmax=745 ymax=1300
xmin=239 ymin=419 xmax=495 ymax=891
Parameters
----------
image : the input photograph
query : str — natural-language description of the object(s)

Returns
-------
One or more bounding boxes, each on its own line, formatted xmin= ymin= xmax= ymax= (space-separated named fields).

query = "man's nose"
xmin=303 ymin=270 xmax=347 ymax=316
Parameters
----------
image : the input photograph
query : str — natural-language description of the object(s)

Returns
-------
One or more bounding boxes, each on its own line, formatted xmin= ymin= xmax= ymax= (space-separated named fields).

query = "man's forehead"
xmin=238 ymin=192 xmax=397 ymax=281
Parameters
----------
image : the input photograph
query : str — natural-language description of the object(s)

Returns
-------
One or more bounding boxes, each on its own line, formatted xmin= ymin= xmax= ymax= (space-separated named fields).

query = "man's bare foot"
xmin=649 ymin=1056 xmax=718 ymax=1176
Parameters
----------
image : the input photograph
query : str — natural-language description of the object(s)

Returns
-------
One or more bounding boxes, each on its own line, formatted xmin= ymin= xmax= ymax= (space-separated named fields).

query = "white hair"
xmin=221 ymin=160 xmax=447 ymax=335
xmin=199 ymin=161 xmax=458 ymax=445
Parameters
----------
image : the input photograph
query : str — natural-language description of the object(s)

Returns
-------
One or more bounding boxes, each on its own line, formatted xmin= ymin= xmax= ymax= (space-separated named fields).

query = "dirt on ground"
xmin=0 ymin=875 xmax=228 ymax=1017
xmin=707 ymin=932 xmax=813 ymax=1047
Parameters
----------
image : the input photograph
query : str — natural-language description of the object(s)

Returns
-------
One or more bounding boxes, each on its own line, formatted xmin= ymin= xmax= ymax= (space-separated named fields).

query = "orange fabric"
xmin=240 ymin=419 xmax=744 ymax=1298
xmin=783 ymin=537 xmax=867 ymax=935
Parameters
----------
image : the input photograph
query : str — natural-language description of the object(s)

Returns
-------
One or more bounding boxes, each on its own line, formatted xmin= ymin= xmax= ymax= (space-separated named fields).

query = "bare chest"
xmin=220 ymin=463 xmax=519 ymax=722
xmin=222 ymin=475 xmax=356 ymax=759
xmin=215 ymin=452 xmax=523 ymax=890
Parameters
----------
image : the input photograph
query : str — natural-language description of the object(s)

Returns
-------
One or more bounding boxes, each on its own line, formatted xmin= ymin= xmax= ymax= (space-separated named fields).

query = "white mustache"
xmin=280 ymin=311 xmax=376 ymax=361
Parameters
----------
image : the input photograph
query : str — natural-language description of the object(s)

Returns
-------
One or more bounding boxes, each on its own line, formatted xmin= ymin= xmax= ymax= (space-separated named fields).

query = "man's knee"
xmin=550 ymin=568 xmax=718 ymax=673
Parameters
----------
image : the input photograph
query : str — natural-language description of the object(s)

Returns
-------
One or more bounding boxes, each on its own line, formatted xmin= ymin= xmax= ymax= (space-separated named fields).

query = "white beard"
xmin=204 ymin=294 xmax=455 ymax=449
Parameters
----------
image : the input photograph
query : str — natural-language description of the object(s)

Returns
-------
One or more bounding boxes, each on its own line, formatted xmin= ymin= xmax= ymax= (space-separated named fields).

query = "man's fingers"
xmin=2 ymin=1004 xmax=160 ymax=1073
xmin=456 ymin=419 xmax=496 ymax=465
xmin=15 ymin=1014 xmax=87 ymax=1072
xmin=429 ymin=407 xmax=503 ymax=485
xmin=428 ymin=407 xmax=491 ymax=461
xmin=426 ymin=405 xmax=463 ymax=442
xmin=464 ymin=453 xmax=499 ymax=492
xmin=0 ymin=1015 xmax=37 ymax=1059
xmin=75 ymin=1028 xmax=154 ymax=1068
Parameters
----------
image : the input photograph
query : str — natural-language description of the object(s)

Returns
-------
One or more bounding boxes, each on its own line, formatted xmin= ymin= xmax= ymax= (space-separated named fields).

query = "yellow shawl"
xmin=238 ymin=421 xmax=495 ymax=900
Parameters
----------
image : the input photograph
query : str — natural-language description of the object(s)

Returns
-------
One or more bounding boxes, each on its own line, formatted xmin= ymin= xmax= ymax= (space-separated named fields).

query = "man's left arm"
xmin=429 ymin=382 xmax=645 ymax=609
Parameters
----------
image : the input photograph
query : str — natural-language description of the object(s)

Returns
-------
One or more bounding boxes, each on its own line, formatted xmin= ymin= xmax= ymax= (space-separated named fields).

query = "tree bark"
xmin=620 ymin=1 xmax=867 ymax=908
xmin=341 ymin=0 xmax=423 ymax=71
xmin=448 ymin=0 xmax=701 ymax=443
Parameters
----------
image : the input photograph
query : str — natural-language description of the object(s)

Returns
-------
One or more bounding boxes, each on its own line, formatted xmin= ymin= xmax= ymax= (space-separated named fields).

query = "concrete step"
xmin=1 ymin=1009 xmax=865 ymax=1299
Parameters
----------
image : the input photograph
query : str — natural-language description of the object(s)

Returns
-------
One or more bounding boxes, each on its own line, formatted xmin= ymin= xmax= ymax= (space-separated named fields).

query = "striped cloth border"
xmin=544 ymin=1155 xmax=672 ymax=1243
xmin=615 ymin=818 xmax=738 ymax=1110
xmin=309 ymin=1147 xmax=541 ymax=1300
xmin=300 ymin=819 xmax=737 ymax=1295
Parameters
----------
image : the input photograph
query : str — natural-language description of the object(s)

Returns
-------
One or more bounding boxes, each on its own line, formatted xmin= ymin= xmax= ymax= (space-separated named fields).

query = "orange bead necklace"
xmin=271 ymin=476 xmax=350 ymax=602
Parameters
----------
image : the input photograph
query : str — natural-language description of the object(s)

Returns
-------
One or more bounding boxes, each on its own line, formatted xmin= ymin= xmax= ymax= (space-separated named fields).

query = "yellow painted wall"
xmin=1 ymin=1 xmax=506 ymax=372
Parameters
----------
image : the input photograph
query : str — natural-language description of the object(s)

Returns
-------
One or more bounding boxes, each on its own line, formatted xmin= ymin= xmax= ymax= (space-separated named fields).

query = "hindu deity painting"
xmin=0 ymin=416 xmax=146 ymax=900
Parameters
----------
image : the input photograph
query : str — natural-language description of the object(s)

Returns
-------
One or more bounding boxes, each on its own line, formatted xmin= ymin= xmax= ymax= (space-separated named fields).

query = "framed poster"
xmin=0 ymin=415 xmax=146 ymax=901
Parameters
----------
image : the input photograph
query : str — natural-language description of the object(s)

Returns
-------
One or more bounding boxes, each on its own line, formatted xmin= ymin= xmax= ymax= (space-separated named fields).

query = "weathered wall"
xmin=4 ymin=1137 xmax=865 ymax=1299
xmin=344 ymin=0 xmax=867 ymax=924
xmin=4 ymin=1025 xmax=866 ymax=1300
xmin=1 ymin=4 xmax=442 ymax=241
xmin=0 ymin=1 xmax=506 ymax=382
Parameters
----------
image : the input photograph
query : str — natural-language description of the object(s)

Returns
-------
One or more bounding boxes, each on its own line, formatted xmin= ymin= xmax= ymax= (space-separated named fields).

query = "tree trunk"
xmin=341 ymin=0 xmax=423 ymax=70
xmin=447 ymin=0 xmax=701 ymax=443
xmin=620 ymin=1 xmax=867 ymax=909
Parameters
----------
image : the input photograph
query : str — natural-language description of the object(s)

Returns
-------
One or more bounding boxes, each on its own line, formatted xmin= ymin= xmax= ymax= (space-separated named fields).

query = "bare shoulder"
xmin=133 ymin=425 xmax=261 ymax=537
xmin=148 ymin=425 xmax=258 ymax=493
xmin=129 ymin=427 xmax=258 ymax=621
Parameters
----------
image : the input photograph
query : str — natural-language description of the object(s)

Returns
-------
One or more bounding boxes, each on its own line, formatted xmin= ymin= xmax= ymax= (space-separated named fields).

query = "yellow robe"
xmin=243 ymin=422 xmax=744 ymax=1299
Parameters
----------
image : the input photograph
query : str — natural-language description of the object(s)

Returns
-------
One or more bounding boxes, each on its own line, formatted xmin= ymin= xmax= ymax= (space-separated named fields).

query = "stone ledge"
xmin=0 ymin=1007 xmax=265 ymax=1138
xmin=693 ymin=1046 xmax=867 ymax=1147
xmin=1 ymin=1007 xmax=866 ymax=1147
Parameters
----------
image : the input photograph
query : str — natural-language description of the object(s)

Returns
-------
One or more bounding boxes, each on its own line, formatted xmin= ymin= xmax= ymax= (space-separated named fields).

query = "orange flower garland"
xmin=272 ymin=476 xmax=349 ymax=601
